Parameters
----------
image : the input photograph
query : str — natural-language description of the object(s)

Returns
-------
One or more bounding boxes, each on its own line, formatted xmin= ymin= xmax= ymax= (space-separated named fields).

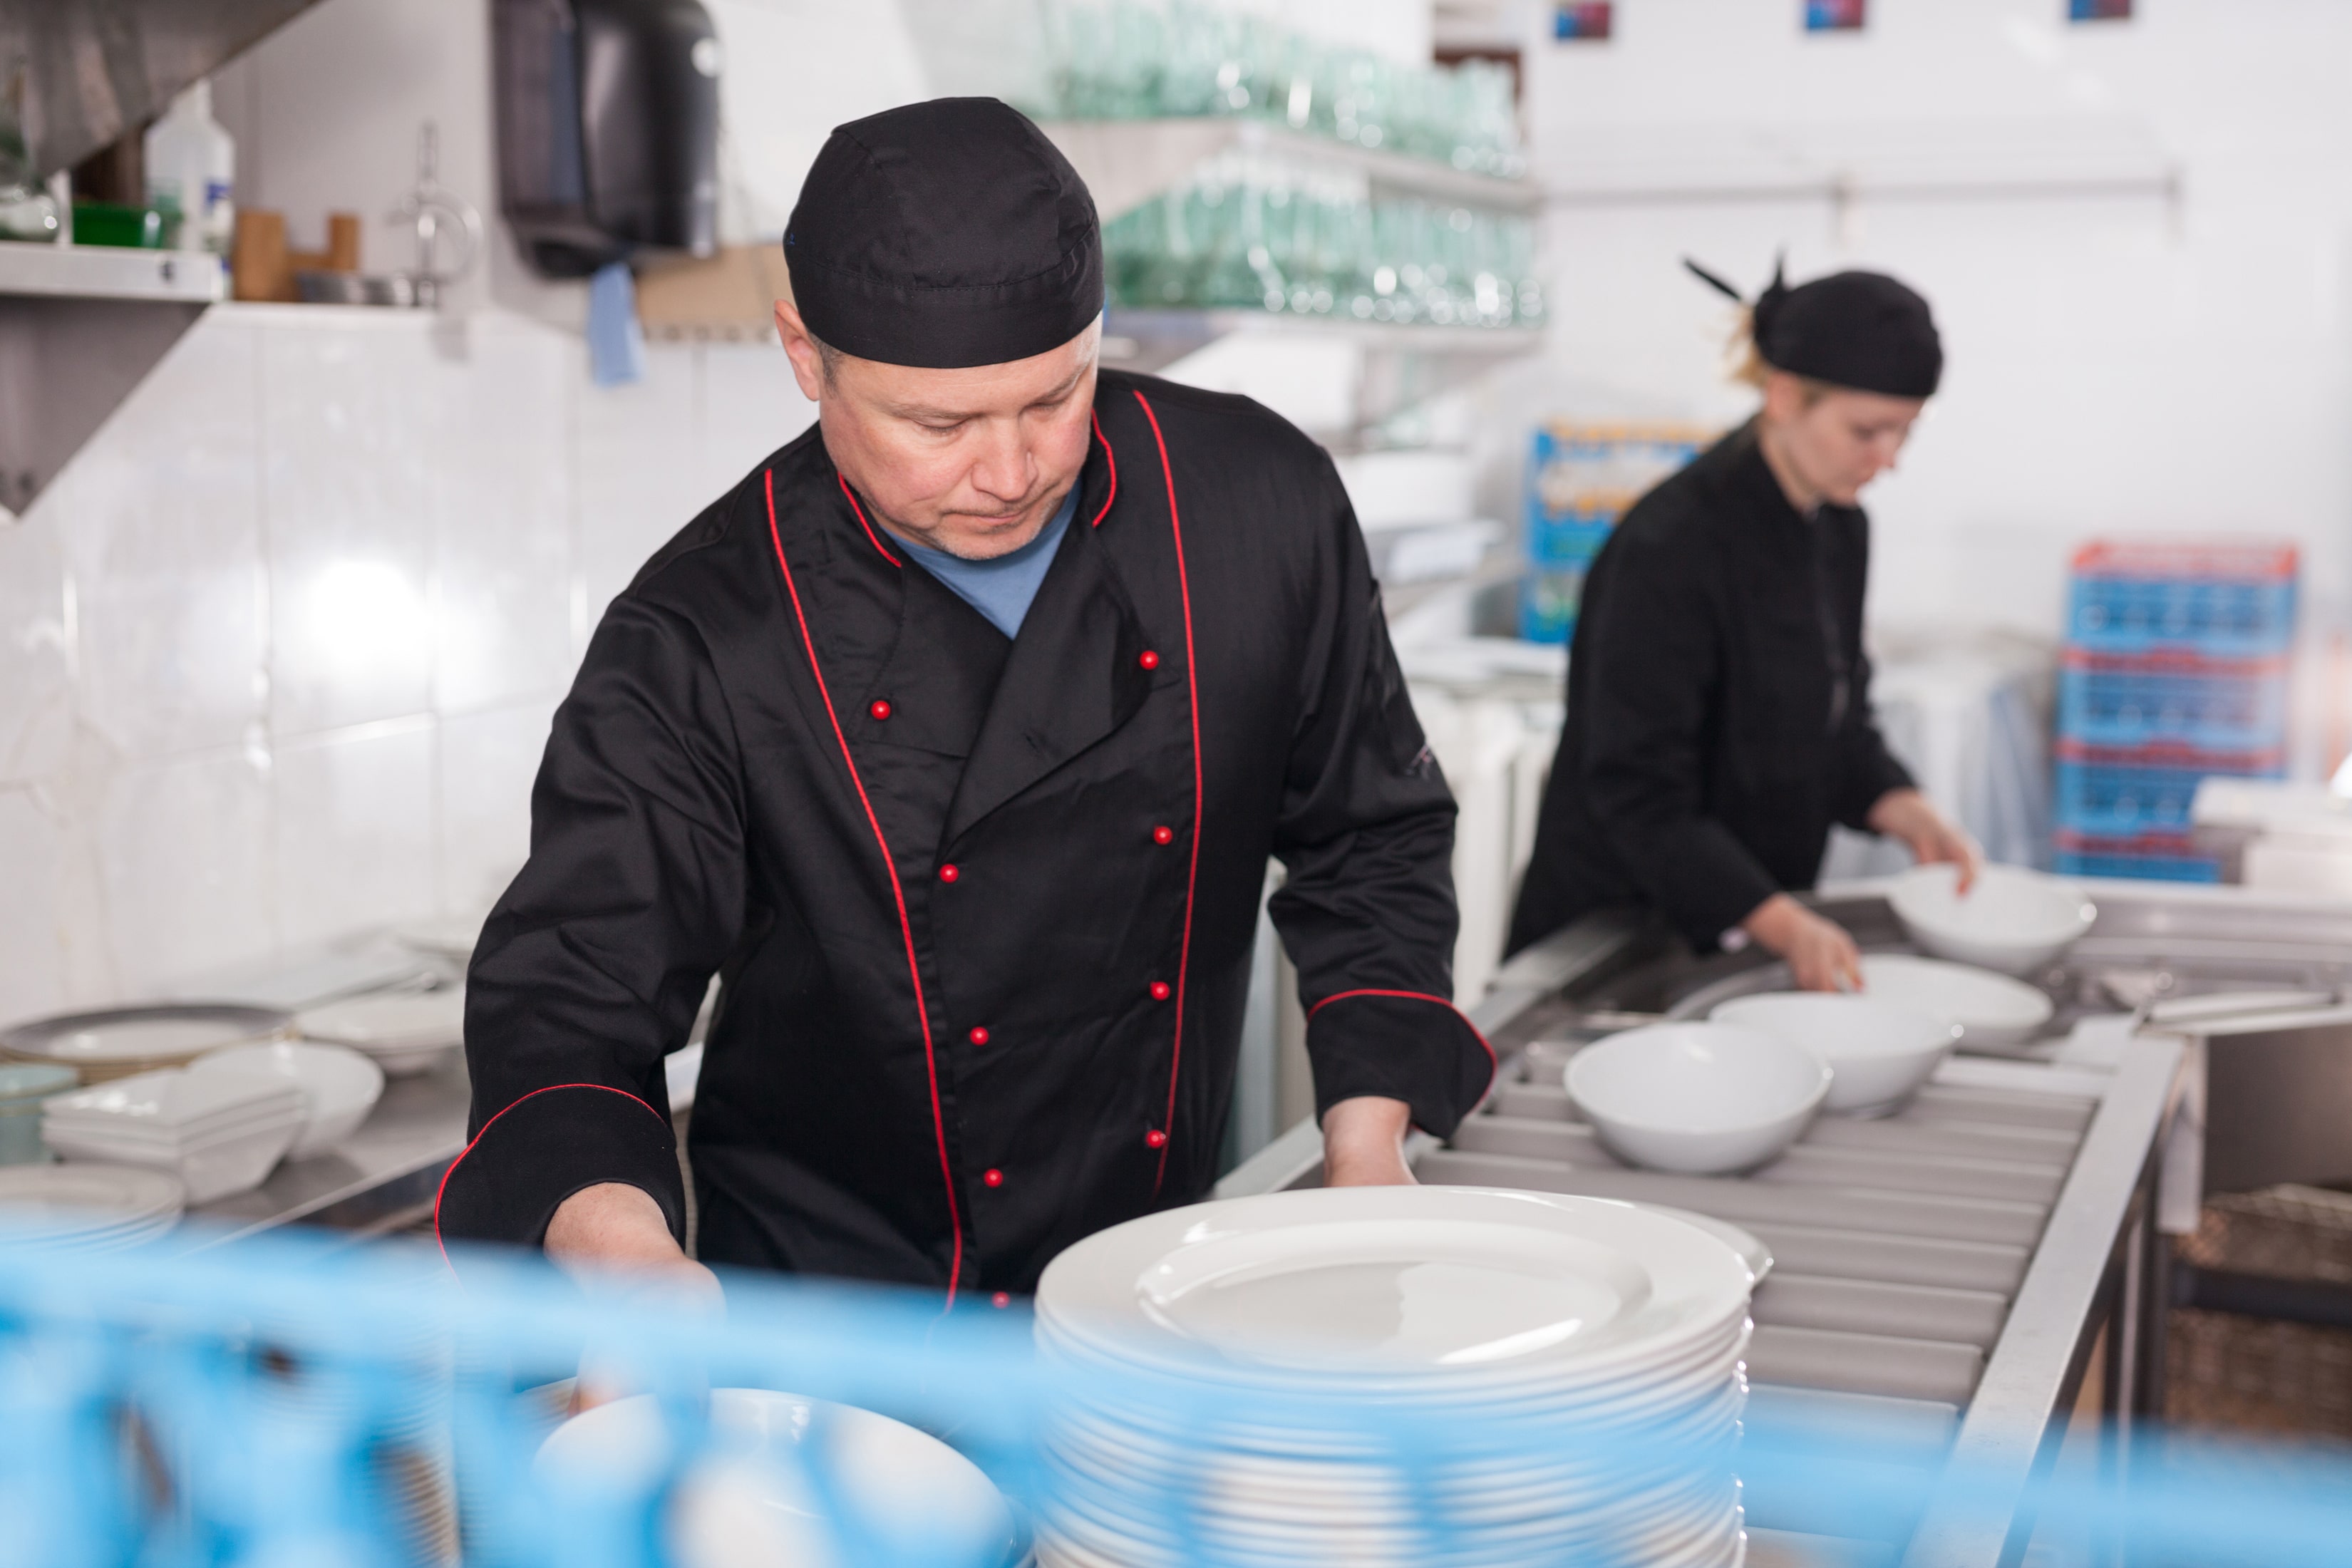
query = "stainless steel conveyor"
xmin=1219 ymin=877 xmax=2352 ymax=1567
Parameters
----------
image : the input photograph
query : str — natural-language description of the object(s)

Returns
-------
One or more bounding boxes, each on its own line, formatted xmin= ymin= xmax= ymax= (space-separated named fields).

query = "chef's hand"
xmin=545 ymin=1182 xmax=723 ymax=1311
xmin=1743 ymin=893 xmax=1862 ymax=994
xmin=1869 ymin=788 xmax=1981 ymax=894
xmin=1321 ymin=1095 xmax=1416 ymax=1187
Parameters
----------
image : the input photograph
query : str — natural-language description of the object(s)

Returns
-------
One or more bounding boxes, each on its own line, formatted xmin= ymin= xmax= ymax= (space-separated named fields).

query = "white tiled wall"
xmin=0 ymin=303 xmax=816 ymax=1022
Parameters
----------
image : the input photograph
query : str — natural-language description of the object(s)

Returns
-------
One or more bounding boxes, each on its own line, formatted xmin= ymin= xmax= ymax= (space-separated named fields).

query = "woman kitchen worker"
xmin=1505 ymin=261 xmax=1979 ymax=991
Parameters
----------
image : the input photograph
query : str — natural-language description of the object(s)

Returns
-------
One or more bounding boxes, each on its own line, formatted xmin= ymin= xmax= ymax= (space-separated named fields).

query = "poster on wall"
xmin=2068 ymin=0 xmax=2132 ymax=18
xmin=1554 ymin=4 xmax=1614 ymax=41
xmin=1805 ymin=0 xmax=1868 ymax=30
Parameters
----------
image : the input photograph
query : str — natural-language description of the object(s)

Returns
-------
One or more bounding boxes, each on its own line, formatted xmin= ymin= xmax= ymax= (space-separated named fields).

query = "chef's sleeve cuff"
xmin=1304 ymin=989 xmax=1497 ymax=1140
xmin=435 ymin=1083 xmax=686 ymax=1258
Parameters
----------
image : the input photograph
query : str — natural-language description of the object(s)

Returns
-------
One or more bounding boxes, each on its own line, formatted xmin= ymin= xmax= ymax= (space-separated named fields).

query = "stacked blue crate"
xmin=1520 ymin=423 xmax=1710 ymax=643
xmin=2054 ymin=542 xmax=2296 ymax=881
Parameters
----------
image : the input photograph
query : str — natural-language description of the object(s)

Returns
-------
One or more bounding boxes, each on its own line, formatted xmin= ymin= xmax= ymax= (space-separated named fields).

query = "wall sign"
xmin=1554 ymin=3 xmax=1614 ymax=41
xmin=2069 ymin=0 xmax=2133 ymax=18
xmin=1805 ymin=0 xmax=1868 ymax=30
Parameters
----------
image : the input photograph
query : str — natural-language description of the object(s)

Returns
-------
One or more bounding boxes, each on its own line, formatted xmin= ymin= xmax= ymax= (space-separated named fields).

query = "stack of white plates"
xmin=1033 ymin=1187 xmax=1754 ymax=1568
xmin=0 ymin=1162 xmax=185 ymax=1249
xmin=42 ymin=1068 xmax=304 ymax=1204
xmin=191 ymin=1041 xmax=386 ymax=1160
xmin=296 ymin=988 xmax=465 ymax=1077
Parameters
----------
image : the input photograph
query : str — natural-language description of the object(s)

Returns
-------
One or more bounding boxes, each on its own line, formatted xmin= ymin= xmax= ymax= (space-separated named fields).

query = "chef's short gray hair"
xmin=809 ymin=332 xmax=844 ymax=385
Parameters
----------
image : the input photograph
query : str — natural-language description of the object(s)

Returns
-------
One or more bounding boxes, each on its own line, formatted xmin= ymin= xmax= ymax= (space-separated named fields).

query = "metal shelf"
xmin=1103 ymin=306 xmax=1540 ymax=371
xmin=0 ymin=242 xmax=227 ymax=303
xmin=1043 ymin=117 xmax=1538 ymax=221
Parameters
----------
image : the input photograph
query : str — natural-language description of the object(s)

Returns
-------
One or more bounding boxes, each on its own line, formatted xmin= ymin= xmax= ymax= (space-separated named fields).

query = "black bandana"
xmin=783 ymin=98 xmax=1103 ymax=370
xmin=1687 ymin=258 xmax=1943 ymax=398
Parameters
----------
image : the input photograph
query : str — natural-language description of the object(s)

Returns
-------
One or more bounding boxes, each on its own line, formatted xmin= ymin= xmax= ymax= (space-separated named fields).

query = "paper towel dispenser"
xmin=492 ymin=0 xmax=720 ymax=278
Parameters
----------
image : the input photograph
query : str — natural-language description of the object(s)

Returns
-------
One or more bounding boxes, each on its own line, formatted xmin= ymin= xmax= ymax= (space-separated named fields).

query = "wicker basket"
xmin=2167 ymin=1185 xmax=2352 ymax=1440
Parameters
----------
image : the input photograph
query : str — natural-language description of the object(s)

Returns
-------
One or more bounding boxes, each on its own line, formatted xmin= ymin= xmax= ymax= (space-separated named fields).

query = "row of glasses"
xmin=1103 ymin=153 xmax=1544 ymax=328
xmin=1035 ymin=0 xmax=1526 ymax=179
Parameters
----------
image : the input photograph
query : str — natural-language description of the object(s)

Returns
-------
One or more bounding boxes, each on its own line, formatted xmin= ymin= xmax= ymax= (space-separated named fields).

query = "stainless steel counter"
xmin=180 ymin=1050 xmax=472 ymax=1248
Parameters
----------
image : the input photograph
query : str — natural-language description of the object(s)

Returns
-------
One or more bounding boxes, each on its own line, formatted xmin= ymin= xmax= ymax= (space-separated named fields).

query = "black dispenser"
xmin=492 ymin=0 xmax=720 ymax=278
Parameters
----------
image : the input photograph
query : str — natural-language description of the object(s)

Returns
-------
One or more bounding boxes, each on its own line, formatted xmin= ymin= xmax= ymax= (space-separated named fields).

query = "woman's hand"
xmin=1321 ymin=1095 xmax=1416 ymax=1187
xmin=1743 ymin=892 xmax=1862 ymax=993
xmin=1869 ymin=788 xmax=1981 ymax=892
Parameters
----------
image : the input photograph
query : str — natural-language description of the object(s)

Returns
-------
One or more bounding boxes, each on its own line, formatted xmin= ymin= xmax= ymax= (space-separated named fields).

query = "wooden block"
xmin=636 ymin=244 xmax=793 ymax=341
xmin=232 ymin=209 xmax=292 ymax=301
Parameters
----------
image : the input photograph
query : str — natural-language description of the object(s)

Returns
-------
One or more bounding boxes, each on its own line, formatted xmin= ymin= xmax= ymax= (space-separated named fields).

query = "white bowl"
xmin=1857 ymin=953 xmax=2055 ymax=1051
xmin=44 ymin=1118 xmax=299 ymax=1205
xmin=1708 ymin=994 xmax=1959 ymax=1116
xmin=190 ymin=1041 xmax=385 ymax=1160
xmin=1565 ymin=1023 xmax=1830 ymax=1175
xmin=537 ymin=1388 xmax=1021 ymax=1568
xmin=296 ymin=989 xmax=464 ymax=1078
xmin=1889 ymin=864 xmax=2095 ymax=976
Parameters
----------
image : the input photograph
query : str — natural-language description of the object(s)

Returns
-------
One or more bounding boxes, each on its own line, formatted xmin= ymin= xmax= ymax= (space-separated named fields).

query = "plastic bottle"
xmin=143 ymin=79 xmax=235 ymax=259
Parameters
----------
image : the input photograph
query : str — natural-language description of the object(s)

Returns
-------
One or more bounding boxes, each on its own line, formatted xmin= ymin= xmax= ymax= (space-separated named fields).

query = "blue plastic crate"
xmin=2058 ymin=656 xmax=2290 ymax=752
xmin=2054 ymin=747 xmax=2284 ymax=837
xmin=2055 ymin=844 xmax=2222 ymax=883
xmin=2065 ymin=541 xmax=2298 ymax=658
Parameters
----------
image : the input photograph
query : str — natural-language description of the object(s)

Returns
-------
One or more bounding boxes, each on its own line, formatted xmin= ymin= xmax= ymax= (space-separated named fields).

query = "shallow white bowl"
xmin=537 ymin=1388 xmax=1021 ymax=1568
xmin=1565 ymin=1023 xmax=1830 ymax=1175
xmin=191 ymin=1041 xmax=385 ymax=1160
xmin=1889 ymin=864 xmax=2095 ymax=976
xmin=1857 ymin=954 xmax=2055 ymax=1051
xmin=1708 ymin=993 xmax=1959 ymax=1116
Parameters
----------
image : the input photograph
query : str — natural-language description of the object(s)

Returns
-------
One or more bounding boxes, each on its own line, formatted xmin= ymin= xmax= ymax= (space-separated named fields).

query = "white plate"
xmin=1634 ymin=1205 xmax=1774 ymax=1284
xmin=191 ymin=1041 xmax=384 ymax=1160
xmin=1566 ymin=1023 xmax=1829 ymax=1175
xmin=297 ymin=989 xmax=465 ymax=1073
xmin=537 ymin=1388 xmax=1021 ymax=1568
xmin=1889 ymin=864 xmax=2095 ymax=976
xmin=1707 ymin=993 xmax=1959 ymax=1115
xmin=1036 ymin=1187 xmax=1753 ymax=1386
xmin=1856 ymin=954 xmax=2055 ymax=1050
xmin=44 ymin=1118 xmax=299 ymax=1205
xmin=0 ymin=1162 xmax=185 ymax=1232
xmin=1 ymin=1004 xmax=290 ymax=1069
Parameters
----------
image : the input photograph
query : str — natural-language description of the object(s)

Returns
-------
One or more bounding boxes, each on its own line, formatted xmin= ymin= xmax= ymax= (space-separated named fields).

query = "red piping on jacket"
xmin=1305 ymin=988 xmax=1501 ymax=1103
xmin=837 ymin=475 xmax=904 ymax=567
xmin=1131 ymin=390 xmax=1202 ymax=1195
xmin=1088 ymin=411 xmax=1118 ymax=527
xmin=431 ymin=1082 xmax=671 ymax=1272
xmin=768 ymin=469 xmax=966 ymax=1304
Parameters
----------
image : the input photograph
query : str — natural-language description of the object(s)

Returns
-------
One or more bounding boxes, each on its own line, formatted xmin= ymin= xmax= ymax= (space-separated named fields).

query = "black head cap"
xmin=1688 ymin=257 xmax=1942 ymax=398
xmin=784 ymin=98 xmax=1104 ymax=369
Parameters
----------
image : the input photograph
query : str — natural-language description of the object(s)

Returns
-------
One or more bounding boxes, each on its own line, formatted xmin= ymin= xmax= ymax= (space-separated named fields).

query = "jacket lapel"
xmin=942 ymin=479 xmax=1152 ymax=847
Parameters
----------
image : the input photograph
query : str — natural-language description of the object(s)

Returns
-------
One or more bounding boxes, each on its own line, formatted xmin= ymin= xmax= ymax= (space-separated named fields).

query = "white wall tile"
xmin=94 ymin=746 xmax=275 ymax=996
xmin=430 ymin=316 xmax=577 ymax=713
xmin=0 ymin=500 xmax=73 ymax=786
xmin=62 ymin=319 xmax=267 ymax=763
xmin=700 ymin=340 xmax=817 ymax=498
xmin=576 ymin=344 xmax=708 ymax=646
xmin=0 ymin=788 xmax=69 ymax=1025
xmin=262 ymin=320 xmax=437 ymax=736
xmin=274 ymin=718 xmax=438 ymax=947
xmin=438 ymin=697 xmax=557 ymax=919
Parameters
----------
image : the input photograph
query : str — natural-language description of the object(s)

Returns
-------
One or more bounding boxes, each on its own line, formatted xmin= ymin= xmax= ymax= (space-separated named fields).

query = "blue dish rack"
xmin=2053 ymin=541 xmax=2296 ymax=882
xmin=1519 ymin=423 xmax=1711 ymax=644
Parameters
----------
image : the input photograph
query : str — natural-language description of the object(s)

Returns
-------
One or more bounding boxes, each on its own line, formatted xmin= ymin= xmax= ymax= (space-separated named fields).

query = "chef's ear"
xmin=774 ymin=299 xmax=832 ymax=403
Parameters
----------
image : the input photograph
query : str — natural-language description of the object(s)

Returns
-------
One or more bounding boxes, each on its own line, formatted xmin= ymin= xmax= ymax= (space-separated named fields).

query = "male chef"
xmin=435 ymin=98 xmax=1491 ymax=1304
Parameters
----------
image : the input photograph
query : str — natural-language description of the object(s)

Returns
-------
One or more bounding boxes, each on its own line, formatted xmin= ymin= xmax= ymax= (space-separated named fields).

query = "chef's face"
xmin=1762 ymin=373 xmax=1926 ymax=507
xmin=777 ymin=301 xmax=1101 ymax=560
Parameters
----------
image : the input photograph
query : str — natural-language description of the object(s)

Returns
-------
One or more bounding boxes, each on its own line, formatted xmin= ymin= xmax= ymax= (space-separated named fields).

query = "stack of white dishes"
xmin=191 ymin=1041 xmax=385 ymax=1160
xmin=296 ymin=987 xmax=465 ymax=1077
xmin=1566 ymin=1022 xmax=1830 ymax=1175
xmin=1707 ymin=994 xmax=1960 ymax=1117
xmin=0 ymin=1162 xmax=185 ymax=1249
xmin=42 ymin=1068 xmax=304 ymax=1203
xmin=1033 ymin=1187 xmax=1754 ymax=1568
xmin=1889 ymin=864 xmax=2095 ymax=976
xmin=1 ymin=1003 xmax=293 ymax=1085
xmin=1855 ymin=954 xmax=2054 ymax=1053
xmin=537 ymin=1388 xmax=1024 ymax=1568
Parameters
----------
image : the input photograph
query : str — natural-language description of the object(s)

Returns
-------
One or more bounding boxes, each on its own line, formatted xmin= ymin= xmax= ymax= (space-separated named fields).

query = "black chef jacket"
xmin=1507 ymin=421 xmax=1914 ymax=956
xmin=436 ymin=371 xmax=1494 ymax=1301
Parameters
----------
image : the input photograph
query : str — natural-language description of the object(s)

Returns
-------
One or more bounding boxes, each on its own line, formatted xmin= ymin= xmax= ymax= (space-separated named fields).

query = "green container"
xmin=71 ymin=201 xmax=163 ymax=249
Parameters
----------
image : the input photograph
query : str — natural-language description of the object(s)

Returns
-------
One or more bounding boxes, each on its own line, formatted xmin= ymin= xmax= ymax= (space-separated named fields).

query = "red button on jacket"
xmin=982 ymin=1167 xmax=1004 ymax=1188
xmin=1138 ymin=649 xmax=1160 ymax=669
xmin=937 ymin=864 xmax=959 ymax=884
xmin=968 ymin=1026 xmax=989 ymax=1046
xmin=1149 ymin=981 xmax=1171 ymax=1001
xmin=869 ymin=698 xmax=892 ymax=721
xmin=1152 ymin=825 xmax=1174 ymax=845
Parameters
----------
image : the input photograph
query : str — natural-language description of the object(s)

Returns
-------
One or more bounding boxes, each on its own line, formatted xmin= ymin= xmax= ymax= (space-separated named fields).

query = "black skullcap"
xmin=784 ymin=98 xmax=1103 ymax=369
xmin=1686 ymin=258 xmax=1943 ymax=398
